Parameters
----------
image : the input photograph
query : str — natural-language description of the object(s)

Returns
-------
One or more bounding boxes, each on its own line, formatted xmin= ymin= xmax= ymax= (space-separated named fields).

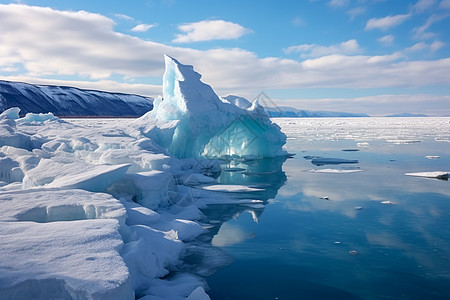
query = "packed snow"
xmin=0 ymin=56 xmax=287 ymax=299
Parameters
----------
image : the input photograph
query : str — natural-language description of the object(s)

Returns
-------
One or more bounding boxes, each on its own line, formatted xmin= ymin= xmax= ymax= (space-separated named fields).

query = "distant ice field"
xmin=206 ymin=117 xmax=450 ymax=300
xmin=274 ymin=117 xmax=450 ymax=144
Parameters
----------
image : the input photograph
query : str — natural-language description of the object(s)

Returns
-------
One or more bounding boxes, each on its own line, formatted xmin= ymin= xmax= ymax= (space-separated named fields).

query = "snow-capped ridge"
xmin=0 ymin=79 xmax=154 ymax=117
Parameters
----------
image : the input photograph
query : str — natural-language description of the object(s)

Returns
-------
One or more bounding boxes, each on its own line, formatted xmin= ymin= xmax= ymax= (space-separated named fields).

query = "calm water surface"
xmin=205 ymin=118 xmax=450 ymax=300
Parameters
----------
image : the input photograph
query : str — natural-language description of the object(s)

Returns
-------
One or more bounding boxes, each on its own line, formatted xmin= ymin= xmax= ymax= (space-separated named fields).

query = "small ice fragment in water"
xmin=357 ymin=142 xmax=369 ymax=148
xmin=425 ymin=156 xmax=440 ymax=159
xmin=334 ymin=241 xmax=341 ymax=245
xmin=320 ymin=196 xmax=330 ymax=200
xmin=405 ymin=171 xmax=449 ymax=180
xmin=349 ymin=250 xmax=358 ymax=256
xmin=381 ymin=201 xmax=397 ymax=205
xmin=309 ymin=168 xmax=362 ymax=174
xmin=355 ymin=206 xmax=363 ymax=210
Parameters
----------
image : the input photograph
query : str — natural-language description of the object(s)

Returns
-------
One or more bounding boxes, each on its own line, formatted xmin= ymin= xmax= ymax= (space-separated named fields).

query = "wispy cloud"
xmin=113 ymin=13 xmax=134 ymax=21
xmin=291 ymin=17 xmax=306 ymax=27
xmin=347 ymin=7 xmax=366 ymax=20
xmin=284 ymin=39 xmax=361 ymax=58
xmin=172 ymin=20 xmax=251 ymax=43
xmin=131 ymin=23 xmax=157 ymax=32
xmin=441 ymin=0 xmax=450 ymax=8
xmin=411 ymin=0 xmax=437 ymax=13
xmin=406 ymin=40 xmax=445 ymax=52
xmin=327 ymin=0 xmax=350 ymax=8
xmin=377 ymin=34 xmax=394 ymax=46
xmin=413 ymin=13 xmax=449 ymax=39
xmin=365 ymin=14 xmax=411 ymax=30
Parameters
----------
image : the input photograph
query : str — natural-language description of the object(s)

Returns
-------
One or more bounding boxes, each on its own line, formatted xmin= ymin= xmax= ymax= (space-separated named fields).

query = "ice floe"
xmin=309 ymin=168 xmax=363 ymax=174
xmin=405 ymin=171 xmax=449 ymax=180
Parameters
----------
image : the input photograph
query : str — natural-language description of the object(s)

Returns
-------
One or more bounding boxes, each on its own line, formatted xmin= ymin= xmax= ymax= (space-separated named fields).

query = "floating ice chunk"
xmin=134 ymin=55 xmax=286 ymax=159
xmin=0 ymin=107 xmax=20 ymax=120
xmin=200 ymin=184 xmax=264 ymax=192
xmin=309 ymin=168 xmax=362 ymax=173
xmin=0 ymin=219 xmax=133 ymax=300
xmin=311 ymin=157 xmax=358 ymax=166
xmin=405 ymin=171 xmax=449 ymax=180
xmin=381 ymin=200 xmax=397 ymax=205
xmin=425 ymin=156 xmax=440 ymax=159
xmin=357 ymin=142 xmax=370 ymax=148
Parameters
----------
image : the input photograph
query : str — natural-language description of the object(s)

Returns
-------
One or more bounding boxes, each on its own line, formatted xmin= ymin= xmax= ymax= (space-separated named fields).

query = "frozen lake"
xmin=204 ymin=117 xmax=450 ymax=300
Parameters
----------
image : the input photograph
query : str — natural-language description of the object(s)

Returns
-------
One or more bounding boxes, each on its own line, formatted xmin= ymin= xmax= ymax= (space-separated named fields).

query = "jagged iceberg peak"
xmin=136 ymin=55 xmax=287 ymax=159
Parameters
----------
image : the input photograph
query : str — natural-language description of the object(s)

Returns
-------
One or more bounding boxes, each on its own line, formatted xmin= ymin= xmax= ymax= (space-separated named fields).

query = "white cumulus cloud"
xmin=365 ymin=14 xmax=411 ymax=30
xmin=172 ymin=20 xmax=251 ymax=43
xmin=0 ymin=3 xmax=449 ymax=103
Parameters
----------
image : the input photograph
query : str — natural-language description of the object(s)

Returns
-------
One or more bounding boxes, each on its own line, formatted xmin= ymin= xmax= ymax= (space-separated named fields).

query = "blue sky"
xmin=0 ymin=0 xmax=449 ymax=116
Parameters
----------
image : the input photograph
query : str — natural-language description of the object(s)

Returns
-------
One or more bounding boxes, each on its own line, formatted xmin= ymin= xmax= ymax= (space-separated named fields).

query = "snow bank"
xmin=0 ymin=188 xmax=126 ymax=224
xmin=0 ymin=220 xmax=133 ymax=300
xmin=134 ymin=55 xmax=286 ymax=159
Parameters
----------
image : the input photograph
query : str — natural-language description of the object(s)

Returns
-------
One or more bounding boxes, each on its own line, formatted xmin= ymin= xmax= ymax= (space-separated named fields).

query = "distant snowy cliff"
xmin=0 ymin=80 xmax=153 ymax=117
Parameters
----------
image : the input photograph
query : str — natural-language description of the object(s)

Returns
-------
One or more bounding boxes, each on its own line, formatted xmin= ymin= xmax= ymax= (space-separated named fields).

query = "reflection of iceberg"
xmin=135 ymin=55 xmax=287 ymax=159
xmin=201 ymin=156 xmax=287 ymax=237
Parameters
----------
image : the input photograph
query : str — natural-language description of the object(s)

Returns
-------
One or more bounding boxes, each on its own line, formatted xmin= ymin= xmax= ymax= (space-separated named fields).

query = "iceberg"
xmin=135 ymin=55 xmax=287 ymax=159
